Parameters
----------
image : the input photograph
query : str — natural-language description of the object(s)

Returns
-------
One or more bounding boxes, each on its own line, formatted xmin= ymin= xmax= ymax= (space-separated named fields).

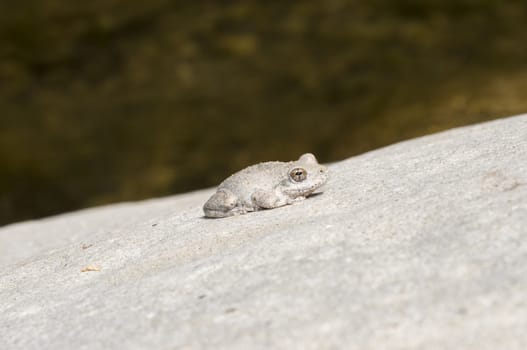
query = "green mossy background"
xmin=1 ymin=0 xmax=527 ymax=225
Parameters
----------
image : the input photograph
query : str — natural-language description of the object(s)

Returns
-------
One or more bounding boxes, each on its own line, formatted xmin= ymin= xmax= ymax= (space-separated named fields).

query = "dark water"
xmin=1 ymin=0 xmax=527 ymax=225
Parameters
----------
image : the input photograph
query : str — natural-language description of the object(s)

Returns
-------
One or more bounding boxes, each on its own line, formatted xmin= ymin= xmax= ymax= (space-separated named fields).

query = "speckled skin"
xmin=203 ymin=153 xmax=329 ymax=218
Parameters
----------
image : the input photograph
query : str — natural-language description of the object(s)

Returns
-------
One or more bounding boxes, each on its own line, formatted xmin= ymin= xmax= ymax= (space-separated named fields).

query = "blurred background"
xmin=1 ymin=0 xmax=527 ymax=226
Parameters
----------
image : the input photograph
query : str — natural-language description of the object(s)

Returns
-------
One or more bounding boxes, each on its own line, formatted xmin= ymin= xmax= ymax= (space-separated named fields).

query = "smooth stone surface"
xmin=1 ymin=114 xmax=526 ymax=350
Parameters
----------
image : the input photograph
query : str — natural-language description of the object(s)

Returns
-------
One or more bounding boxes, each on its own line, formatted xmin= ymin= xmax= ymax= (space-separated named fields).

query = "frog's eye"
xmin=289 ymin=167 xmax=307 ymax=182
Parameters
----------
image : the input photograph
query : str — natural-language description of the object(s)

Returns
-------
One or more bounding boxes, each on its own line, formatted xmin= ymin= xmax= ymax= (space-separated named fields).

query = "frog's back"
xmin=218 ymin=161 xmax=290 ymax=202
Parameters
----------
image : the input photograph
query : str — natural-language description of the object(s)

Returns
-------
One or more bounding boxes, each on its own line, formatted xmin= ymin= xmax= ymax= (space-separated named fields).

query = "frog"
xmin=203 ymin=153 xmax=329 ymax=218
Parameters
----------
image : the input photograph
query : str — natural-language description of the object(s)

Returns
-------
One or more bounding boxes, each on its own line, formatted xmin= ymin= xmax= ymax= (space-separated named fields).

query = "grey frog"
xmin=203 ymin=153 xmax=329 ymax=218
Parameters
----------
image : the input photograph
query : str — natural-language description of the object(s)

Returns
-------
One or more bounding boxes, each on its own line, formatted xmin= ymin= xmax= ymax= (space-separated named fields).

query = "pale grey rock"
xmin=203 ymin=153 xmax=329 ymax=217
xmin=1 ymin=114 xmax=526 ymax=350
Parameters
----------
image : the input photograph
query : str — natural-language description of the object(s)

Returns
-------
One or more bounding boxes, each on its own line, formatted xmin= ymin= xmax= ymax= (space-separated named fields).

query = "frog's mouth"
xmin=306 ymin=191 xmax=324 ymax=198
xmin=283 ymin=183 xmax=324 ymax=198
xmin=311 ymin=183 xmax=327 ymax=195
xmin=282 ymin=165 xmax=329 ymax=198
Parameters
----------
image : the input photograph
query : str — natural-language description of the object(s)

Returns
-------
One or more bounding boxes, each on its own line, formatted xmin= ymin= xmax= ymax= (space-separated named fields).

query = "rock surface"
xmin=1 ymin=114 xmax=526 ymax=350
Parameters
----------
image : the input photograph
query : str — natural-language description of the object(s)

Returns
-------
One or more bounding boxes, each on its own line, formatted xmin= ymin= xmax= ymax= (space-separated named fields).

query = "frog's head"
xmin=282 ymin=153 xmax=329 ymax=198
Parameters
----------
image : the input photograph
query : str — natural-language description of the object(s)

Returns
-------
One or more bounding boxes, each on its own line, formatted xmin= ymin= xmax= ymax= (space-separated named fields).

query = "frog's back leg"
xmin=203 ymin=189 xmax=239 ymax=218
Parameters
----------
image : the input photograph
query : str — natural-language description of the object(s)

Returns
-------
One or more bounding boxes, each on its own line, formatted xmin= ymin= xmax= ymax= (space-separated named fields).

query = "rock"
xmin=1 ymin=114 xmax=526 ymax=350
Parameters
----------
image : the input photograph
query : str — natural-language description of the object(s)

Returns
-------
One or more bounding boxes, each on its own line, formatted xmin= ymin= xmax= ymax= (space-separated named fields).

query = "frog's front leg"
xmin=251 ymin=189 xmax=289 ymax=209
xmin=290 ymin=196 xmax=306 ymax=203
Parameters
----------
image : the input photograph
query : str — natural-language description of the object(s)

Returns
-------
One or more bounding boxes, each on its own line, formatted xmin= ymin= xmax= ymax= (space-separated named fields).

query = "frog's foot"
xmin=203 ymin=189 xmax=239 ymax=218
xmin=289 ymin=196 xmax=306 ymax=204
